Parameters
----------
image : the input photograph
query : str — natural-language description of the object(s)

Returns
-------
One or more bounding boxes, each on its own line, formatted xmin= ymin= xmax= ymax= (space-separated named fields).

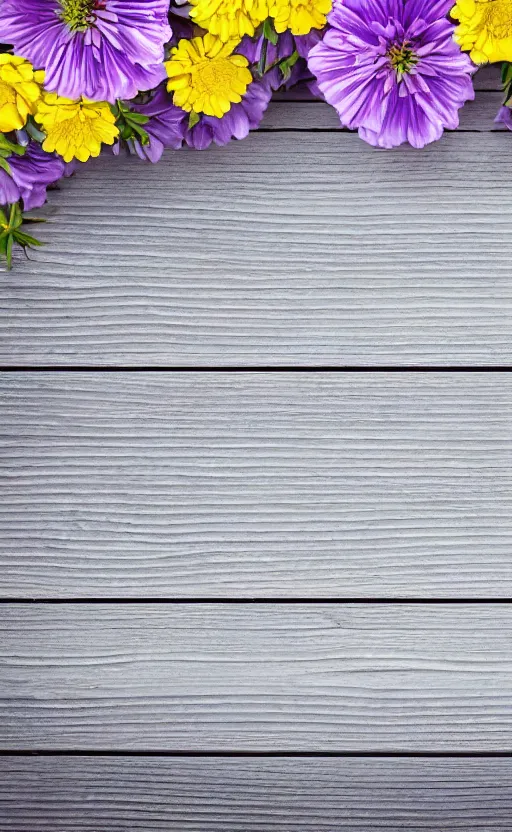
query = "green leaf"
xmin=26 ymin=120 xmax=46 ymax=142
xmin=5 ymin=233 xmax=13 ymax=269
xmin=262 ymin=17 xmax=278 ymax=45
xmin=0 ymin=202 xmax=44 ymax=270
xmin=0 ymin=156 xmax=11 ymax=175
xmin=13 ymin=230 xmax=44 ymax=247
xmin=21 ymin=216 xmax=46 ymax=225
xmin=188 ymin=110 xmax=200 ymax=129
xmin=10 ymin=201 xmax=22 ymax=229
xmin=502 ymin=62 xmax=512 ymax=87
xmin=126 ymin=112 xmax=149 ymax=125
xmin=0 ymin=132 xmax=25 ymax=157
xmin=130 ymin=122 xmax=150 ymax=140
xmin=279 ymin=50 xmax=299 ymax=81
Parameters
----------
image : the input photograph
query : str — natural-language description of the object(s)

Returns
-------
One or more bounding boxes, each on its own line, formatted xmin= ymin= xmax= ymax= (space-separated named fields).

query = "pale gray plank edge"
xmin=1 ymin=603 xmax=512 ymax=750
xmin=1 ymin=757 xmax=511 ymax=831
xmin=264 ymin=92 xmax=505 ymax=131
xmin=2 ymin=131 xmax=512 ymax=365
xmin=1 ymin=372 xmax=512 ymax=598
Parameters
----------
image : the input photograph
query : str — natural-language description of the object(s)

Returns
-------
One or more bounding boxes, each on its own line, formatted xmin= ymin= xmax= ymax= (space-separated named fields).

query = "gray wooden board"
xmin=264 ymin=91 xmax=506 ymax=130
xmin=2 ymin=127 xmax=512 ymax=366
xmin=1 ymin=372 xmax=512 ymax=599
xmin=1 ymin=603 xmax=512 ymax=750
xmin=1 ymin=756 xmax=511 ymax=831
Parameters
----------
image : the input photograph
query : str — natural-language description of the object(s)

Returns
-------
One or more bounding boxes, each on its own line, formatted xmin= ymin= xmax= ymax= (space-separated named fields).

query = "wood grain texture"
xmin=473 ymin=64 xmax=503 ymax=90
xmin=2 ymin=372 xmax=512 ymax=599
xmin=2 ymin=129 xmax=512 ymax=366
xmin=264 ymin=92 xmax=505 ymax=131
xmin=1 ymin=603 xmax=512 ymax=750
xmin=1 ymin=756 xmax=511 ymax=831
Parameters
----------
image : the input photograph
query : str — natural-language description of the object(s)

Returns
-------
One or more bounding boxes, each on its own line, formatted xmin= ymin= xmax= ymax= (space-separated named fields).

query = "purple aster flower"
xmin=117 ymin=76 xmax=273 ymax=159
xmin=169 ymin=1 xmax=195 ymax=41
xmin=238 ymin=30 xmax=296 ymax=67
xmin=308 ymin=0 xmax=476 ymax=149
xmin=238 ymin=30 xmax=320 ymax=90
xmin=0 ymin=142 xmax=65 ymax=210
xmin=496 ymin=105 xmax=512 ymax=130
xmin=0 ymin=0 xmax=172 ymax=103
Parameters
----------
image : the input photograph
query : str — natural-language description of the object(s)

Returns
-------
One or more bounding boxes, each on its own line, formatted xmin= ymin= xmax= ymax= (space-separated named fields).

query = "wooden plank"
xmin=274 ymin=64 xmax=502 ymax=99
xmin=2 ymin=372 xmax=512 ymax=599
xmin=1 ymin=603 xmax=511 ymax=750
xmin=1 ymin=756 xmax=511 ymax=831
xmin=2 ymin=130 xmax=512 ymax=367
xmin=474 ymin=63 xmax=503 ymax=90
xmin=263 ymin=92 xmax=506 ymax=131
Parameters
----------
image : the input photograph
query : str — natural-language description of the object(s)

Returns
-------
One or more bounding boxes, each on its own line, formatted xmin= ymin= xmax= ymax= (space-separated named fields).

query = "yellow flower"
xmin=0 ymin=54 xmax=44 ymax=133
xmin=451 ymin=0 xmax=512 ymax=63
xmin=35 ymin=94 xmax=119 ymax=163
xmin=189 ymin=0 xmax=269 ymax=41
xmin=165 ymin=34 xmax=253 ymax=118
xmin=269 ymin=0 xmax=331 ymax=34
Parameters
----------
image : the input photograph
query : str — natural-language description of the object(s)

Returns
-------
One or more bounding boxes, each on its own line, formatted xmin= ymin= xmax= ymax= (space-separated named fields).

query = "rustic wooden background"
xmin=0 ymin=66 xmax=511 ymax=829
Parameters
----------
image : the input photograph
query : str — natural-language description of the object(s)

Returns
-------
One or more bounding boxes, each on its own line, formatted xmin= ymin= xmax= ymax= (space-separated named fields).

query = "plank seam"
xmin=1 ymin=598 xmax=512 ymax=604
xmin=2 ymin=365 xmax=512 ymax=372
xmin=2 ymin=750 xmax=512 ymax=758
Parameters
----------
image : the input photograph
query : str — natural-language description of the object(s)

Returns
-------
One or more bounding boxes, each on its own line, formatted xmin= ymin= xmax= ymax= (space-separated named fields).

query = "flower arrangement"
xmin=0 ymin=0 xmax=510 ymax=266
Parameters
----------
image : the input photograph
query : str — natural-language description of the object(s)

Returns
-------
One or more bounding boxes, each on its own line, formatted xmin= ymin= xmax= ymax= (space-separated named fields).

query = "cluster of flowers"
xmin=0 ymin=0 xmax=511 ymax=265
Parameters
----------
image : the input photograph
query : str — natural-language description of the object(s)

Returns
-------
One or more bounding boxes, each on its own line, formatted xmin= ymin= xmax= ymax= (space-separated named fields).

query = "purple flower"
xmin=238 ymin=30 xmax=321 ymax=90
xmin=496 ymin=105 xmax=512 ymax=130
xmin=120 ymin=77 xmax=273 ymax=159
xmin=238 ymin=30 xmax=296 ymax=67
xmin=169 ymin=1 xmax=196 ymax=41
xmin=308 ymin=0 xmax=475 ymax=149
xmin=0 ymin=143 xmax=65 ymax=210
xmin=0 ymin=0 xmax=172 ymax=103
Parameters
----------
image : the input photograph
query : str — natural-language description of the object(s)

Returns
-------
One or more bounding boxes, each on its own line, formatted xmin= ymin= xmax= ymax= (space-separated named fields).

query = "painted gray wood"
xmin=265 ymin=91 xmax=506 ymax=130
xmin=473 ymin=64 xmax=503 ymax=89
xmin=1 ymin=756 xmax=511 ymax=831
xmin=2 ymin=372 xmax=512 ymax=598
xmin=1 ymin=603 xmax=512 ymax=750
xmin=2 ymin=126 xmax=512 ymax=366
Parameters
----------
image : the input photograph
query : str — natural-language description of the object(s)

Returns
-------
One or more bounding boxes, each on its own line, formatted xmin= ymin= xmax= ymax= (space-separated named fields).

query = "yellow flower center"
xmin=59 ymin=0 xmax=97 ymax=31
xmin=165 ymin=34 xmax=253 ymax=118
xmin=189 ymin=0 xmax=269 ymax=41
xmin=387 ymin=42 xmax=418 ymax=75
xmin=194 ymin=58 xmax=239 ymax=95
xmin=269 ymin=0 xmax=332 ymax=35
xmin=482 ymin=0 xmax=512 ymax=39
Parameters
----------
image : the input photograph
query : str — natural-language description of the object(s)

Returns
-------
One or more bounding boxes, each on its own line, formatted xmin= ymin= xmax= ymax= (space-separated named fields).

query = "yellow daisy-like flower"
xmin=165 ymin=34 xmax=253 ymax=118
xmin=35 ymin=94 xmax=119 ymax=163
xmin=451 ymin=0 xmax=512 ymax=63
xmin=269 ymin=0 xmax=331 ymax=35
xmin=0 ymin=54 xmax=44 ymax=133
xmin=189 ymin=0 xmax=269 ymax=41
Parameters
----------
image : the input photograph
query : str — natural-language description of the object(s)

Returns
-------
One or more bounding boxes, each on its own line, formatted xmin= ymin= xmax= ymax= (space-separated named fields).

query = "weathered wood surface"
xmin=2 ymin=124 xmax=512 ymax=366
xmin=266 ymin=91 xmax=505 ymax=130
xmin=1 ymin=603 xmax=511 ymax=750
xmin=2 ymin=372 xmax=511 ymax=599
xmin=1 ymin=756 xmax=511 ymax=831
